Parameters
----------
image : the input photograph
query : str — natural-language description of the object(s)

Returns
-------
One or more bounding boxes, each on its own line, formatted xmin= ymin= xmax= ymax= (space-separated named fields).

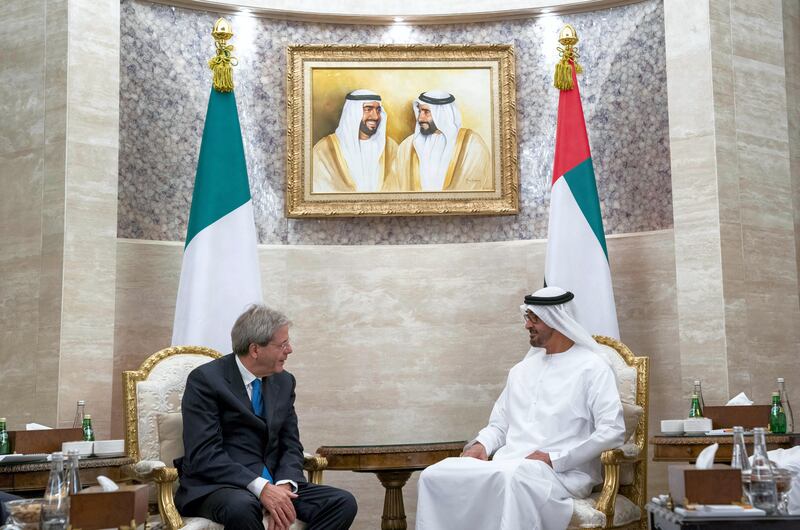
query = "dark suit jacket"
xmin=174 ymin=353 xmax=306 ymax=512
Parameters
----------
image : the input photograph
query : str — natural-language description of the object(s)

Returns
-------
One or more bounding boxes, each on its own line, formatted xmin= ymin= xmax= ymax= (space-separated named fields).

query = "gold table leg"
xmin=376 ymin=470 xmax=413 ymax=530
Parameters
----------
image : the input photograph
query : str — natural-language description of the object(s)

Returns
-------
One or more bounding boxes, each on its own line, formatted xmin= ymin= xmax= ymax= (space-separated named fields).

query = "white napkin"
xmin=25 ymin=422 xmax=52 ymax=430
xmin=96 ymin=475 xmax=120 ymax=492
xmin=696 ymin=443 xmax=719 ymax=469
xmin=726 ymin=392 xmax=754 ymax=405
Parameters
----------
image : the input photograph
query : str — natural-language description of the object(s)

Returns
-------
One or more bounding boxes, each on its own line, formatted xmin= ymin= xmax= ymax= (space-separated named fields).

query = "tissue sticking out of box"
xmin=726 ymin=392 xmax=754 ymax=406
xmin=25 ymin=422 xmax=52 ymax=430
xmin=96 ymin=475 xmax=120 ymax=492
xmin=696 ymin=443 xmax=719 ymax=470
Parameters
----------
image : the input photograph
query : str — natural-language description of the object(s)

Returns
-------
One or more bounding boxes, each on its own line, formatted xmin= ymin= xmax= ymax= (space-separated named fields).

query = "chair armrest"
xmin=595 ymin=448 xmax=635 ymax=529
xmin=303 ymin=453 xmax=328 ymax=485
xmin=601 ymin=447 xmax=641 ymax=465
xmin=124 ymin=459 xmax=167 ymax=481
xmin=124 ymin=461 xmax=182 ymax=530
xmin=153 ymin=466 xmax=183 ymax=530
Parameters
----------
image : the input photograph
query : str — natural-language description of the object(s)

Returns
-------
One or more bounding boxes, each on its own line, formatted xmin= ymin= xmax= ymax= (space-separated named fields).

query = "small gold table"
xmin=316 ymin=441 xmax=465 ymax=530
xmin=650 ymin=433 xmax=800 ymax=462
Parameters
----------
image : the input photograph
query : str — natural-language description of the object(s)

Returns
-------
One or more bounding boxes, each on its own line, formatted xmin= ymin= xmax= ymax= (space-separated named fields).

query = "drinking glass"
xmin=1 ymin=498 xmax=43 ymax=530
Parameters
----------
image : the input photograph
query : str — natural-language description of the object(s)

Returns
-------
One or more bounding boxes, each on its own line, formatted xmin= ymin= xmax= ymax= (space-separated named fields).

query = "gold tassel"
xmin=209 ymin=18 xmax=237 ymax=93
xmin=553 ymin=24 xmax=583 ymax=91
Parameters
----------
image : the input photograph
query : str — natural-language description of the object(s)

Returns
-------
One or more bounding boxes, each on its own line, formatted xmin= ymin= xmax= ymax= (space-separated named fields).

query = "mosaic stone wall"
xmin=118 ymin=0 xmax=672 ymax=244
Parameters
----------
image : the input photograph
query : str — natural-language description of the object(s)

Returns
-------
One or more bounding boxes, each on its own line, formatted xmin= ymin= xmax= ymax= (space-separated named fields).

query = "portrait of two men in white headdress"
xmin=311 ymin=89 xmax=492 ymax=194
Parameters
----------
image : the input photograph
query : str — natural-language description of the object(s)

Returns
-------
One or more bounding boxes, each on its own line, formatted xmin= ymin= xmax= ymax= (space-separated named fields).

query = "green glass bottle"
xmin=82 ymin=414 xmax=95 ymax=442
xmin=0 ymin=417 xmax=10 ymax=455
xmin=689 ymin=393 xmax=703 ymax=418
xmin=770 ymin=392 xmax=787 ymax=434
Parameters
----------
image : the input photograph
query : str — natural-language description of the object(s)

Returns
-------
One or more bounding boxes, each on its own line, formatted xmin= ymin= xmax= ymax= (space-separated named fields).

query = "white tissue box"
xmin=660 ymin=419 xmax=684 ymax=434
xmin=683 ymin=417 xmax=712 ymax=434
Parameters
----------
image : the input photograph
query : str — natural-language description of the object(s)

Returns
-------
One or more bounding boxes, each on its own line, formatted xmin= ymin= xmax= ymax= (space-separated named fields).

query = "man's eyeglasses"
xmin=262 ymin=339 xmax=291 ymax=352
xmin=520 ymin=310 xmax=539 ymax=324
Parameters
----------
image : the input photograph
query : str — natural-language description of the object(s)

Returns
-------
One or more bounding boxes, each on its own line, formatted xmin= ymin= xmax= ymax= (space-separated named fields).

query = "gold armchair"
xmin=567 ymin=336 xmax=649 ymax=530
xmin=122 ymin=345 xmax=327 ymax=530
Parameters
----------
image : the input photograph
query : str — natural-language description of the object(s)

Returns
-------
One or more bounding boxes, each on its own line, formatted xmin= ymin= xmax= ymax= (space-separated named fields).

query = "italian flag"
xmin=545 ymin=62 xmax=619 ymax=339
xmin=171 ymin=89 xmax=263 ymax=353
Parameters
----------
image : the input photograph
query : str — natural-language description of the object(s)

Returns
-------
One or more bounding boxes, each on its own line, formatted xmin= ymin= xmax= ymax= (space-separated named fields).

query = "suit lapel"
xmin=264 ymin=375 xmax=279 ymax=432
xmin=223 ymin=354 xmax=259 ymax=416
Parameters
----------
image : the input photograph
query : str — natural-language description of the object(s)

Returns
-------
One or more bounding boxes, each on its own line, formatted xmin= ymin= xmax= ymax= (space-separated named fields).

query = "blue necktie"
xmin=250 ymin=378 xmax=273 ymax=483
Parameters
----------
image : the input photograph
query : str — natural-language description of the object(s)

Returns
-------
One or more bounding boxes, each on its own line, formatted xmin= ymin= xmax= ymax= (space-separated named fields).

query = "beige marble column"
xmin=665 ymin=0 xmax=800 ymax=417
xmin=786 ymin=0 xmax=800 ymax=303
xmin=0 ymin=0 xmax=57 ymax=427
xmin=0 ymin=0 xmax=119 ymax=437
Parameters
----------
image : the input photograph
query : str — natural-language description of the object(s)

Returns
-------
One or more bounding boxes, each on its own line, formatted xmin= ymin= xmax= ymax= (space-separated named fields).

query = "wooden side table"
xmin=647 ymin=502 xmax=800 ymax=529
xmin=650 ymin=433 xmax=800 ymax=463
xmin=317 ymin=441 xmax=465 ymax=530
xmin=0 ymin=456 xmax=133 ymax=494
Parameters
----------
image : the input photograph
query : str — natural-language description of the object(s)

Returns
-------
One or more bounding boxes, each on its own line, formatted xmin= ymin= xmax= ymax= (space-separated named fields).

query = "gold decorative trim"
xmin=286 ymin=44 xmax=518 ymax=218
xmin=592 ymin=335 xmax=649 ymax=530
xmin=123 ymin=346 xmax=222 ymax=464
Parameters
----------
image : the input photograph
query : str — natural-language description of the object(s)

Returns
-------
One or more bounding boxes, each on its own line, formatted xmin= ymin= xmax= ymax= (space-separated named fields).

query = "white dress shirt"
xmin=234 ymin=355 xmax=298 ymax=496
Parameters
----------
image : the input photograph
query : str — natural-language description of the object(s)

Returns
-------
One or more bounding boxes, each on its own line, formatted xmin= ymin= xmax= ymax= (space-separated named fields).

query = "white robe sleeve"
xmin=551 ymin=363 xmax=626 ymax=473
xmin=473 ymin=382 xmax=510 ymax=456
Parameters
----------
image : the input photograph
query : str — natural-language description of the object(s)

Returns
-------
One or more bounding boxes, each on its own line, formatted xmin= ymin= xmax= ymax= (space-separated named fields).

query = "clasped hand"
xmin=260 ymin=482 xmax=298 ymax=530
xmin=460 ymin=443 xmax=552 ymax=468
xmin=460 ymin=442 xmax=488 ymax=460
xmin=526 ymin=450 xmax=552 ymax=467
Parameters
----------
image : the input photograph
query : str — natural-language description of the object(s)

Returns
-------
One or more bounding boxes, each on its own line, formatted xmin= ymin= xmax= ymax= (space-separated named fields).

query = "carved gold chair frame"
xmin=592 ymin=335 xmax=649 ymax=530
xmin=122 ymin=345 xmax=327 ymax=530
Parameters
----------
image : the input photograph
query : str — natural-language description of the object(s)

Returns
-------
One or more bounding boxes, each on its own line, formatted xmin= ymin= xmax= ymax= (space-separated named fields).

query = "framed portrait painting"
xmin=286 ymin=44 xmax=518 ymax=217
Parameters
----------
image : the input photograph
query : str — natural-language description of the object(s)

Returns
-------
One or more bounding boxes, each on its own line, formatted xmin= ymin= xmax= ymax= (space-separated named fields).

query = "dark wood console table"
xmin=0 ymin=456 xmax=133 ymax=494
xmin=650 ymin=433 xmax=800 ymax=462
xmin=316 ymin=441 xmax=465 ymax=530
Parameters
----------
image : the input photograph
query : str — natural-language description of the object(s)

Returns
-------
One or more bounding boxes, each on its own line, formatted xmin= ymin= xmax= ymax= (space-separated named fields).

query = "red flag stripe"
xmin=552 ymin=63 xmax=591 ymax=185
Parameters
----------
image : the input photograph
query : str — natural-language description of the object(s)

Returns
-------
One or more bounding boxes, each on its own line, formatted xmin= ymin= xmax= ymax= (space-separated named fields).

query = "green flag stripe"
xmin=185 ymin=90 xmax=251 ymax=247
xmin=562 ymin=157 xmax=609 ymax=259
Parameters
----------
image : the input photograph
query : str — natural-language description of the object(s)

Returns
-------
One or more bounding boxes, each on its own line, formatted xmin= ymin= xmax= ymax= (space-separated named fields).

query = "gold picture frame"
xmin=286 ymin=44 xmax=518 ymax=217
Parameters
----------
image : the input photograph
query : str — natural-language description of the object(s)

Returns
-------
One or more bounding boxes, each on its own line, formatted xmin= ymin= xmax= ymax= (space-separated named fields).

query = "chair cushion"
xmin=622 ymin=403 xmax=643 ymax=443
xmin=595 ymin=344 xmax=637 ymax=405
xmin=568 ymin=492 xmax=641 ymax=529
xmin=157 ymin=412 xmax=185 ymax=468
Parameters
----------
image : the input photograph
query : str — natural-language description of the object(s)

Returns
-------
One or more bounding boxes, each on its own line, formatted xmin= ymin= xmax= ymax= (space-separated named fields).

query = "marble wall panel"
xmin=0 ymin=0 xmax=49 ymax=430
xmin=783 ymin=0 xmax=800 ymax=303
xmin=117 ymin=0 xmax=672 ymax=245
xmin=605 ymin=230 xmax=680 ymax=495
xmin=54 ymin=0 xmax=121 ymax=436
xmin=113 ymin=229 xmax=679 ymax=525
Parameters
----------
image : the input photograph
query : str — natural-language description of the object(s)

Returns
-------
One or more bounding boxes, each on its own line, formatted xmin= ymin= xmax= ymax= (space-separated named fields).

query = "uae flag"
xmin=171 ymin=88 xmax=263 ymax=353
xmin=545 ymin=63 xmax=619 ymax=339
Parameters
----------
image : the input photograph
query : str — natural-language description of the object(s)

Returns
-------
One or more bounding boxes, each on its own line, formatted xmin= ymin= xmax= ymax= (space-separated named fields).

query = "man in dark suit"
xmin=175 ymin=305 xmax=357 ymax=530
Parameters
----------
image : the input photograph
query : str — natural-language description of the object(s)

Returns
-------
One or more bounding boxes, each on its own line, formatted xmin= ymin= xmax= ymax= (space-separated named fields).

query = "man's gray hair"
xmin=231 ymin=304 xmax=292 ymax=355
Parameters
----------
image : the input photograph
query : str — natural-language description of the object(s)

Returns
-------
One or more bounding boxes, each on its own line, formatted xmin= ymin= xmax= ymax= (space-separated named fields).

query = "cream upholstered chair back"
xmin=124 ymin=346 xmax=221 ymax=464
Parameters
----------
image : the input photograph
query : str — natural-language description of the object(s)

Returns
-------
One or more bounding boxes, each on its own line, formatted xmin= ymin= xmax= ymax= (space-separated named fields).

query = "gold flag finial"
xmin=208 ymin=17 xmax=237 ymax=92
xmin=554 ymin=24 xmax=582 ymax=91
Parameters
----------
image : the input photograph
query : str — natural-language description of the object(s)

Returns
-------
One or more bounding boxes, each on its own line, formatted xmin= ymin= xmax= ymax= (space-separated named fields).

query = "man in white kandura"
xmin=383 ymin=91 xmax=491 ymax=192
xmin=416 ymin=286 xmax=625 ymax=530
xmin=312 ymin=89 xmax=398 ymax=193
